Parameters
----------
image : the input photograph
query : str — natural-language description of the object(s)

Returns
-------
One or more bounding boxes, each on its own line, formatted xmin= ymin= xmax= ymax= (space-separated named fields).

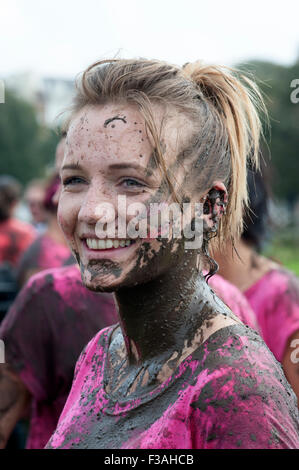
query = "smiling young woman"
xmin=46 ymin=59 xmax=299 ymax=449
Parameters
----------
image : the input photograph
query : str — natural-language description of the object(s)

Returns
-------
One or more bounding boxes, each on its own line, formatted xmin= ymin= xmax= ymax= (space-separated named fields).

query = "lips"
xmin=78 ymin=236 xmax=138 ymax=261
xmin=85 ymin=238 xmax=135 ymax=250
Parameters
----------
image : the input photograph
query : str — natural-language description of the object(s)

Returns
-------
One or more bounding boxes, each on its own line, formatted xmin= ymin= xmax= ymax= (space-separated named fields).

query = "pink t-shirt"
xmin=17 ymin=234 xmax=73 ymax=280
xmin=245 ymin=268 xmax=299 ymax=362
xmin=209 ymin=274 xmax=258 ymax=330
xmin=0 ymin=265 xmax=118 ymax=449
xmin=46 ymin=323 xmax=299 ymax=449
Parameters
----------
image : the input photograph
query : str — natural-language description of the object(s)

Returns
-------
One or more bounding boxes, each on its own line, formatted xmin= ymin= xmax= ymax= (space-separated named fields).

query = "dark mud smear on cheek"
xmin=86 ymin=260 xmax=123 ymax=282
xmin=73 ymin=250 xmax=123 ymax=286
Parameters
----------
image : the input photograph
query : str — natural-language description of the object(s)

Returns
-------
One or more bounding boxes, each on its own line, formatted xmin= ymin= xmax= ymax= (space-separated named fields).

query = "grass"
xmin=263 ymin=230 xmax=299 ymax=276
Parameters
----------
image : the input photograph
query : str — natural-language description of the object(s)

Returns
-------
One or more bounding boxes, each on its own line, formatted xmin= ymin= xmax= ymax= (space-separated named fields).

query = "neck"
xmin=216 ymin=239 xmax=270 ymax=292
xmin=114 ymin=253 xmax=215 ymax=365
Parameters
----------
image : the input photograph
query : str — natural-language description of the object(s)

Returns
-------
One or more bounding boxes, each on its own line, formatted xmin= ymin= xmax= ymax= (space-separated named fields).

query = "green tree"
xmin=0 ymin=89 xmax=60 ymax=185
xmin=237 ymin=59 xmax=299 ymax=203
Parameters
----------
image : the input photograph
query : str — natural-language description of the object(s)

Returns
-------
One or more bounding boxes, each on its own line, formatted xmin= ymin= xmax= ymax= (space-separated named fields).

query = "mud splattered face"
xmin=58 ymin=103 xmax=190 ymax=292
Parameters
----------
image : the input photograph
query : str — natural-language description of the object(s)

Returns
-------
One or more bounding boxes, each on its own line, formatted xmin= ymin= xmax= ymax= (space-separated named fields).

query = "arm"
xmin=282 ymin=329 xmax=299 ymax=407
xmin=0 ymin=364 xmax=31 ymax=448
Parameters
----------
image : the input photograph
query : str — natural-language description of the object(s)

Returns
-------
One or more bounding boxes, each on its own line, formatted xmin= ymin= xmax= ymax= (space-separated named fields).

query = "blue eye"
xmin=63 ymin=176 xmax=85 ymax=186
xmin=122 ymin=179 xmax=145 ymax=188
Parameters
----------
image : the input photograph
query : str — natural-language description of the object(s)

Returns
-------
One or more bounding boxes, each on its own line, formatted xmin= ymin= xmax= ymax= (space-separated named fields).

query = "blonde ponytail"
xmin=182 ymin=62 xmax=267 ymax=243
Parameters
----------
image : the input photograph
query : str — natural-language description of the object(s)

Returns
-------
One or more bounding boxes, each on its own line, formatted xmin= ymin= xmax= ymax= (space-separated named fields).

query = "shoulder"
xmin=193 ymin=323 xmax=275 ymax=372
xmin=190 ymin=323 xmax=297 ymax=414
xmin=276 ymin=268 xmax=299 ymax=303
xmin=0 ymin=267 xmax=68 ymax=331
xmin=21 ymin=265 xmax=79 ymax=292
xmin=44 ymin=264 xmax=80 ymax=286
xmin=209 ymin=273 xmax=247 ymax=305
xmin=249 ymin=267 xmax=299 ymax=298
xmin=201 ymin=322 xmax=299 ymax=382
xmin=47 ymin=266 xmax=116 ymax=310
xmin=209 ymin=274 xmax=258 ymax=329
xmin=246 ymin=267 xmax=299 ymax=321
xmin=25 ymin=266 xmax=60 ymax=292
xmin=188 ymin=324 xmax=299 ymax=448
xmin=244 ymin=268 xmax=299 ymax=362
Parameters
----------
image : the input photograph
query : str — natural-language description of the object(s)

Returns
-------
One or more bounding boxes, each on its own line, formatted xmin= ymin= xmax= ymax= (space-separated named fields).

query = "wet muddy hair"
xmin=67 ymin=58 xmax=266 ymax=246
xmin=242 ymin=165 xmax=270 ymax=252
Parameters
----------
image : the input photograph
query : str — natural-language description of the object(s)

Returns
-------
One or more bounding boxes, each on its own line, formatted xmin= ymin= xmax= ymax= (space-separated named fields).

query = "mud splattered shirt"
xmin=0 ymin=218 xmax=36 ymax=267
xmin=46 ymin=323 xmax=299 ymax=449
xmin=0 ymin=265 xmax=118 ymax=449
xmin=245 ymin=268 xmax=299 ymax=363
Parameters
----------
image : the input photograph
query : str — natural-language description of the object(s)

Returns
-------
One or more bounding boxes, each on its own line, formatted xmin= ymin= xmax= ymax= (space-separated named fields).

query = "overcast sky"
xmin=1 ymin=0 xmax=299 ymax=79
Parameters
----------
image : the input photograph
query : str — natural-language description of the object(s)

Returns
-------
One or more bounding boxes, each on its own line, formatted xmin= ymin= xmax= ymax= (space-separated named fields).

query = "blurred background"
xmin=1 ymin=0 xmax=299 ymax=273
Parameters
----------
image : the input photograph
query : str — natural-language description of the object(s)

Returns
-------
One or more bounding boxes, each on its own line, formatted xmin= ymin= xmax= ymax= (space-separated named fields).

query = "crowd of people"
xmin=0 ymin=57 xmax=299 ymax=450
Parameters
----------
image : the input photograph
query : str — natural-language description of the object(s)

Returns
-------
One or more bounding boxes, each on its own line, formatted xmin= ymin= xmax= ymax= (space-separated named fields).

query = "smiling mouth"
xmin=85 ymin=238 xmax=136 ymax=250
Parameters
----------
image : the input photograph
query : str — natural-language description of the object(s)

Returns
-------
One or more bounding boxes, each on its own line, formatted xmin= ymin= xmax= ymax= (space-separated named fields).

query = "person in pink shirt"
xmin=209 ymin=273 xmax=258 ymax=331
xmin=0 ymin=264 xmax=118 ymax=449
xmin=47 ymin=323 xmax=298 ymax=449
xmin=0 ymin=176 xmax=36 ymax=268
xmin=17 ymin=223 xmax=72 ymax=286
xmin=0 ymin=266 xmax=255 ymax=449
xmin=46 ymin=58 xmax=299 ymax=449
xmin=215 ymin=167 xmax=299 ymax=404
xmin=17 ymin=139 xmax=73 ymax=286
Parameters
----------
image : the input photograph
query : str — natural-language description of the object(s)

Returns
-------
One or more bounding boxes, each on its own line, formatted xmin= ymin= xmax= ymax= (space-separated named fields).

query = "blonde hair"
xmin=66 ymin=58 xmax=266 ymax=245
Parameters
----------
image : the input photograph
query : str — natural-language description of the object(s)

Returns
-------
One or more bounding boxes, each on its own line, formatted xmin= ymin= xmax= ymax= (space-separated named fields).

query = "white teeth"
xmin=86 ymin=238 xmax=133 ymax=250
xmin=98 ymin=239 xmax=106 ymax=249
xmin=106 ymin=239 xmax=113 ymax=249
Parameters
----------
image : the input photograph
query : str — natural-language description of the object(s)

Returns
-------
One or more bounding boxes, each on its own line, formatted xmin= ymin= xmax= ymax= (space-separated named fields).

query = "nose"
xmin=78 ymin=185 xmax=116 ymax=227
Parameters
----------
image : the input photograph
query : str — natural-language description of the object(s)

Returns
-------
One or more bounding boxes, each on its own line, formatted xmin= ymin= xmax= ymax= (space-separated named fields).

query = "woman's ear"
xmin=201 ymin=181 xmax=228 ymax=231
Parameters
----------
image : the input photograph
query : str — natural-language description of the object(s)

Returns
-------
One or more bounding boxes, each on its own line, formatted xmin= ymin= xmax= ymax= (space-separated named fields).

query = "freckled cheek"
xmin=57 ymin=197 xmax=79 ymax=241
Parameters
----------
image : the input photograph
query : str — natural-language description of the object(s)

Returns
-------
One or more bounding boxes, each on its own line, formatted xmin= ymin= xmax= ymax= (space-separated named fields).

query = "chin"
xmin=84 ymin=282 xmax=118 ymax=293
xmin=80 ymin=270 xmax=122 ymax=293
xmin=78 ymin=255 xmax=143 ymax=292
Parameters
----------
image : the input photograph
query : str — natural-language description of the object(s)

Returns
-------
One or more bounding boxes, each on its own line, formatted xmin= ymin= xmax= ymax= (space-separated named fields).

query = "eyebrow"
xmin=108 ymin=163 xmax=153 ymax=176
xmin=61 ymin=163 xmax=84 ymax=171
xmin=61 ymin=162 xmax=154 ymax=177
